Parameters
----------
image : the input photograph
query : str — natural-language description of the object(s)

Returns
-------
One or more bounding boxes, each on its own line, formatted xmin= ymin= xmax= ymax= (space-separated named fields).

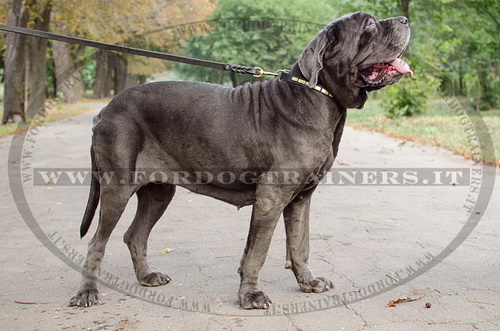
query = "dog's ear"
xmin=298 ymin=30 xmax=328 ymax=88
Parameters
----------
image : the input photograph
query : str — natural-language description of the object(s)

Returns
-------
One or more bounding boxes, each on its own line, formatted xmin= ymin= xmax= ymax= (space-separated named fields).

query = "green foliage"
xmin=177 ymin=0 xmax=498 ymax=113
xmin=3 ymin=0 xmax=497 ymax=115
xmin=342 ymin=0 xmax=498 ymax=113
xmin=177 ymin=0 xmax=339 ymax=84
xmin=382 ymin=65 xmax=440 ymax=119
xmin=417 ymin=0 xmax=499 ymax=110
xmin=79 ymin=48 xmax=99 ymax=90
xmin=81 ymin=60 xmax=97 ymax=90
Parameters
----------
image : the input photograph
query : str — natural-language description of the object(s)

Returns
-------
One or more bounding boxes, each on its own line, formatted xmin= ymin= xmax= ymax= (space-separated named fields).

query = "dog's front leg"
xmin=283 ymin=186 xmax=334 ymax=293
xmin=238 ymin=182 xmax=292 ymax=309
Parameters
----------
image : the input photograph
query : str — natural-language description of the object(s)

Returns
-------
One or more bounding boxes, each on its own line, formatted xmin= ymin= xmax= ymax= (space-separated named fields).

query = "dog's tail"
xmin=80 ymin=146 xmax=100 ymax=238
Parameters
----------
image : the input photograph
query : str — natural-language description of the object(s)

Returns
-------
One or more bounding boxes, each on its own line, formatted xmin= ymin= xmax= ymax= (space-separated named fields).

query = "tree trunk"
xmin=106 ymin=53 xmax=117 ymax=96
xmin=93 ymin=50 xmax=114 ymax=98
xmin=93 ymin=50 xmax=108 ymax=98
xmin=52 ymin=40 xmax=84 ymax=103
xmin=125 ymin=74 xmax=136 ymax=89
xmin=2 ymin=0 xmax=29 ymax=123
xmin=230 ymin=71 xmax=238 ymax=87
xmin=26 ymin=3 xmax=52 ymax=118
xmin=479 ymin=67 xmax=495 ymax=109
xmin=123 ymin=74 xmax=150 ymax=89
xmin=114 ymin=55 xmax=128 ymax=95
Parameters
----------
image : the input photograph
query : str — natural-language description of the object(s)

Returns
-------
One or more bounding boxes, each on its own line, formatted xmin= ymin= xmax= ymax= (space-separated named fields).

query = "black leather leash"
xmin=0 ymin=24 xmax=334 ymax=97
xmin=0 ymin=24 xmax=275 ymax=77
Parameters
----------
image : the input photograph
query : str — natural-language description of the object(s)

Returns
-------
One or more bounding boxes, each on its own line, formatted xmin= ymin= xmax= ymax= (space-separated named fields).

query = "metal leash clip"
xmin=253 ymin=67 xmax=289 ymax=78
xmin=253 ymin=67 xmax=278 ymax=78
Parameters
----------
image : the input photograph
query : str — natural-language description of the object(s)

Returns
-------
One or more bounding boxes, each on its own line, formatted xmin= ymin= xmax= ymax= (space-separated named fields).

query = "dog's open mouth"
xmin=358 ymin=58 xmax=413 ymax=86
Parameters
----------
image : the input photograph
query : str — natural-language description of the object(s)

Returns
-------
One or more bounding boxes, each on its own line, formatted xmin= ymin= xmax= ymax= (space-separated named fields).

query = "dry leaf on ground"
xmin=387 ymin=295 xmax=425 ymax=307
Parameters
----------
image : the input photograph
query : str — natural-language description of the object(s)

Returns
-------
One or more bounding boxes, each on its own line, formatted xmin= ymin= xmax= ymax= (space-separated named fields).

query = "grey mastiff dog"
xmin=71 ymin=12 xmax=412 ymax=309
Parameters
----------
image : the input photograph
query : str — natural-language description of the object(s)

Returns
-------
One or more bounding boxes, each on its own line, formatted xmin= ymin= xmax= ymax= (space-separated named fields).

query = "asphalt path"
xmin=0 ymin=105 xmax=498 ymax=330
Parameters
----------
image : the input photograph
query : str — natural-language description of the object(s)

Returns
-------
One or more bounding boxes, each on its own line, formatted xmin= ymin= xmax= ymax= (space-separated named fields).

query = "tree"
xmin=52 ymin=38 xmax=84 ymax=103
xmin=26 ymin=0 xmax=52 ymax=118
xmin=0 ymin=1 xmax=9 ymax=83
xmin=2 ymin=0 xmax=53 ymax=122
xmin=92 ymin=50 xmax=113 ymax=98
xmin=50 ymin=0 xmax=216 ymax=98
xmin=1 ymin=0 xmax=217 ymax=124
xmin=114 ymin=54 xmax=127 ymax=95
xmin=338 ymin=0 xmax=499 ymax=111
xmin=2 ymin=0 xmax=29 ymax=123
xmin=178 ymin=0 xmax=338 ymax=85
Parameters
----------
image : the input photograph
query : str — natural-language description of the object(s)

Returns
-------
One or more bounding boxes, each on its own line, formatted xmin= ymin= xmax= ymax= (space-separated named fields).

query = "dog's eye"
xmin=365 ymin=20 xmax=375 ymax=30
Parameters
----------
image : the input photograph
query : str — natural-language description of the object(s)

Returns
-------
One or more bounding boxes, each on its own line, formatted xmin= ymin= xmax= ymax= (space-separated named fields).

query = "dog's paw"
xmin=239 ymin=291 xmax=272 ymax=309
xmin=70 ymin=288 xmax=100 ymax=307
xmin=140 ymin=272 xmax=171 ymax=287
xmin=299 ymin=277 xmax=334 ymax=293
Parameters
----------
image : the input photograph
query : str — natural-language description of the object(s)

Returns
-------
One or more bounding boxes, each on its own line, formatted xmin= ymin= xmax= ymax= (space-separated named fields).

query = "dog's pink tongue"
xmin=390 ymin=58 xmax=414 ymax=77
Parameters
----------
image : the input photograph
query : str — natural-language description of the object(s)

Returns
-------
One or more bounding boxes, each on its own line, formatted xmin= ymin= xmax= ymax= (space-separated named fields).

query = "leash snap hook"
xmin=253 ymin=67 xmax=279 ymax=78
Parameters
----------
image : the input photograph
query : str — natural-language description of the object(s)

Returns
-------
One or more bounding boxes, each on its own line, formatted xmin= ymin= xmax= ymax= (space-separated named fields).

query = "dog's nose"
xmin=398 ymin=16 xmax=408 ymax=25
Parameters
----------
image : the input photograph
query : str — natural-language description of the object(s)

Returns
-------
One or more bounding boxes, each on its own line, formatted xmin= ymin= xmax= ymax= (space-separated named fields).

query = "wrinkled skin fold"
xmin=70 ymin=12 xmax=411 ymax=309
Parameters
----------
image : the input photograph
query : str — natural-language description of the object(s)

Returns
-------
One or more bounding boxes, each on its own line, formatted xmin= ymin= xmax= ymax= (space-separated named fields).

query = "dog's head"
xmin=298 ymin=12 xmax=412 ymax=109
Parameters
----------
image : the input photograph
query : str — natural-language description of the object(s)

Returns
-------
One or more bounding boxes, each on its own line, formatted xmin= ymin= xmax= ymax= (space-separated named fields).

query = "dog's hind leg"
xmin=283 ymin=186 xmax=333 ymax=293
xmin=124 ymin=183 xmax=175 ymax=287
xmin=70 ymin=184 xmax=134 ymax=307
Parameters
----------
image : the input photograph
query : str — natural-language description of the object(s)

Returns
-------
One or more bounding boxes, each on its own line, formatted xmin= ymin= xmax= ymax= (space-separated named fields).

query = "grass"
xmin=347 ymin=98 xmax=500 ymax=167
xmin=0 ymin=99 xmax=108 ymax=138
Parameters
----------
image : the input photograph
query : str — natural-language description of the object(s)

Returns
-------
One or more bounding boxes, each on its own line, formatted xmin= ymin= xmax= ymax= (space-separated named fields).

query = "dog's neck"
xmin=288 ymin=63 xmax=344 ymax=109
xmin=289 ymin=63 xmax=308 ymax=81
xmin=288 ymin=62 xmax=366 ymax=110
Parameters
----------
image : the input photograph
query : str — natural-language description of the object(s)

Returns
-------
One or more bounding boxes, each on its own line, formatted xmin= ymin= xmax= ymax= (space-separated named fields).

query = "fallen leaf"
xmin=387 ymin=295 xmax=425 ymax=307
xmin=159 ymin=248 xmax=173 ymax=254
xmin=336 ymin=161 xmax=350 ymax=166
xmin=45 ymin=187 xmax=53 ymax=191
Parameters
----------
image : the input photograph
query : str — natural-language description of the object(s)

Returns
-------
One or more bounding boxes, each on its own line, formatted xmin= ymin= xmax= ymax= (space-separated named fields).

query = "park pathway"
xmin=0 ymin=105 xmax=498 ymax=330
